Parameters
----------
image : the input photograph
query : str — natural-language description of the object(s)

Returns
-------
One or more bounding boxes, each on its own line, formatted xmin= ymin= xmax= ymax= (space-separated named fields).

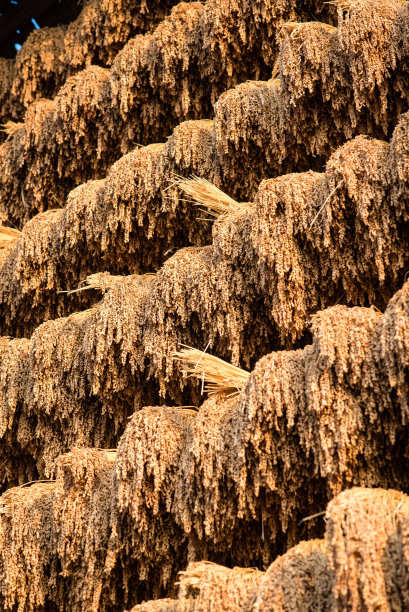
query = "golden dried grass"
xmin=0 ymin=225 xmax=21 ymax=249
xmin=326 ymin=0 xmax=352 ymax=10
xmin=173 ymin=346 xmax=249 ymax=396
xmin=0 ymin=121 xmax=24 ymax=141
xmin=281 ymin=21 xmax=337 ymax=39
xmin=0 ymin=480 xmax=56 ymax=516
xmin=170 ymin=175 xmax=240 ymax=219
xmin=60 ymin=272 xmax=156 ymax=295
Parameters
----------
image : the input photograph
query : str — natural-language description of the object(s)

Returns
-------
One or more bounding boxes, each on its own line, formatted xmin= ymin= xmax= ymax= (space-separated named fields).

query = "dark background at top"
xmin=0 ymin=0 xmax=84 ymax=58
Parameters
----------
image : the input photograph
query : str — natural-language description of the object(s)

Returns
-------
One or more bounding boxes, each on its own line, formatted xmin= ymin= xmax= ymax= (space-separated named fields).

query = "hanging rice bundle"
xmin=0 ymin=481 xmax=57 ymax=610
xmin=53 ymin=448 xmax=115 ymax=610
xmin=102 ymin=406 xmax=194 ymax=607
xmin=325 ymin=487 xmax=409 ymax=610
xmin=251 ymin=540 xmax=333 ymax=611
xmin=177 ymin=561 xmax=264 ymax=612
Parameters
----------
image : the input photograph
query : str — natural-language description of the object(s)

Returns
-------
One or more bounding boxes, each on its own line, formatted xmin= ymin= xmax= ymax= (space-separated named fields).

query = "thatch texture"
xmin=0 ymin=448 xmax=115 ymax=611
xmin=0 ymin=0 xmax=331 ymax=226
xmin=251 ymin=540 xmax=332 ymax=611
xmin=0 ymin=0 xmax=191 ymax=127
xmin=177 ymin=561 xmax=263 ymax=611
xmin=213 ymin=0 xmax=409 ymax=201
xmin=0 ymin=120 xmax=217 ymax=336
xmin=2 ymin=43 xmax=409 ymax=341
xmin=101 ymin=407 xmax=195 ymax=608
xmin=325 ymin=487 xmax=409 ymax=610
xmin=0 ymin=123 xmax=409 ymax=485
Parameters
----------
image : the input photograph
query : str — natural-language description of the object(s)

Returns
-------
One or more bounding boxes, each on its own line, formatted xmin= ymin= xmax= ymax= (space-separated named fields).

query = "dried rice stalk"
xmin=171 ymin=175 xmax=240 ymax=219
xmin=326 ymin=0 xmax=352 ymax=10
xmin=0 ymin=120 xmax=23 ymax=141
xmin=281 ymin=21 xmax=337 ymax=39
xmin=178 ymin=561 xmax=261 ymax=587
xmin=103 ymin=450 xmax=117 ymax=463
xmin=60 ymin=272 xmax=156 ymax=295
xmin=0 ymin=224 xmax=21 ymax=249
xmin=177 ymin=561 xmax=263 ymax=612
xmin=173 ymin=346 xmax=249 ymax=396
xmin=0 ymin=480 xmax=56 ymax=516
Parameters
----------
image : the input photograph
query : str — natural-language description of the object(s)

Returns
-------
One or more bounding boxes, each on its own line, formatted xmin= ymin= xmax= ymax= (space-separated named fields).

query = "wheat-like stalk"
xmin=170 ymin=175 xmax=240 ymax=219
xmin=1 ymin=120 xmax=24 ymax=141
xmin=0 ymin=224 xmax=21 ymax=249
xmin=0 ymin=481 xmax=56 ymax=516
xmin=59 ymin=272 xmax=156 ymax=295
xmin=173 ymin=346 xmax=249 ymax=397
xmin=282 ymin=21 xmax=337 ymax=38
xmin=177 ymin=561 xmax=262 ymax=587
xmin=103 ymin=450 xmax=117 ymax=463
xmin=325 ymin=0 xmax=352 ymax=10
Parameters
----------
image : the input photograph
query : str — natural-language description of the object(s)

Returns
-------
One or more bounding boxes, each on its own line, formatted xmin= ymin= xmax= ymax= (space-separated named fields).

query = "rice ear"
xmin=170 ymin=174 xmax=240 ymax=219
xmin=173 ymin=346 xmax=249 ymax=397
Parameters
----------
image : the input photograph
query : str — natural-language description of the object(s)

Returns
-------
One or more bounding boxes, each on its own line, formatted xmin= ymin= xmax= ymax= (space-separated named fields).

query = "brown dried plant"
xmin=60 ymin=272 xmax=156 ymax=295
xmin=281 ymin=21 xmax=337 ymax=39
xmin=0 ymin=225 xmax=21 ymax=249
xmin=171 ymin=175 xmax=240 ymax=219
xmin=173 ymin=346 xmax=249 ymax=396
xmin=0 ymin=121 xmax=23 ymax=141
xmin=326 ymin=0 xmax=352 ymax=11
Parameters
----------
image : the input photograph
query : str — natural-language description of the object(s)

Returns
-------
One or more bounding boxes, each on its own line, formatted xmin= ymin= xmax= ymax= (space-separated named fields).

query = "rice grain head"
xmin=171 ymin=175 xmax=240 ymax=219
xmin=173 ymin=346 xmax=249 ymax=397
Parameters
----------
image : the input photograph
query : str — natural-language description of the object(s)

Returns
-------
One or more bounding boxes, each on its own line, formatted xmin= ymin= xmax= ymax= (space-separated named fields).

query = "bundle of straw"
xmin=281 ymin=21 xmax=337 ymax=38
xmin=0 ymin=225 xmax=21 ymax=249
xmin=170 ymin=174 xmax=240 ymax=219
xmin=173 ymin=346 xmax=249 ymax=396
xmin=59 ymin=272 xmax=155 ymax=295
xmin=326 ymin=0 xmax=352 ymax=10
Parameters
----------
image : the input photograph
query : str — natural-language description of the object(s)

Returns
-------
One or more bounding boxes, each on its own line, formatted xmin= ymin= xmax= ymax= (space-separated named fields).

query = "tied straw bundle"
xmin=59 ymin=272 xmax=156 ymax=295
xmin=170 ymin=174 xmax=240 ymax=219
xmin=173 ymin=346 xmax=249 ymax=397
xmin=0 ymin=225 xmax=21 ymax=249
